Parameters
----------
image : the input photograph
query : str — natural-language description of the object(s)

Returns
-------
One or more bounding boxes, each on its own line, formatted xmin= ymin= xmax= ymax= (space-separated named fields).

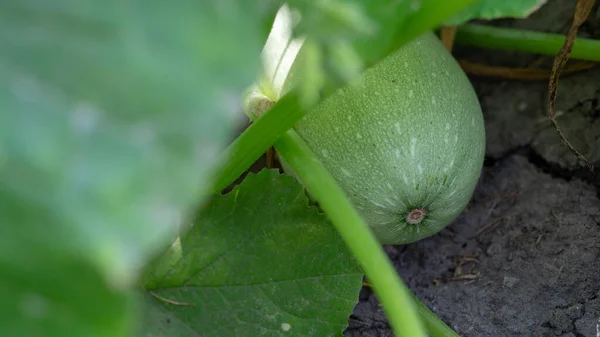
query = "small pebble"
xmin=503 ymin=276 xmax=519 ymax=288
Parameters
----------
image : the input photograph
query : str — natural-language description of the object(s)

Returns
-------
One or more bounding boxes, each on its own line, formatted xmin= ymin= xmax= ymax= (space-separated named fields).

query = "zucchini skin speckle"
xmin=291 ymin=32 xmax=486 ymax=244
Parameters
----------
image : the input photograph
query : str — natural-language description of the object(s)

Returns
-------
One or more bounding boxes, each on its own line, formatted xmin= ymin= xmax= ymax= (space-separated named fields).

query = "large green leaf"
xmin=0 ymin=0 xmax=265 ymax=288
xmin=0 ymin=246 xmax=136 ymax=337
xmin=444 ymin=0 xmax=547 ymax=25
xmin=141 ymin=169 xmax=363 ymax=336
xmin=0 ymin=0 xmax=269 ymax=335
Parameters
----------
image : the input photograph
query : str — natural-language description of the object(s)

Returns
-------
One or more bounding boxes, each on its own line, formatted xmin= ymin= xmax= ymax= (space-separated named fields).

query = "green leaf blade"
xmin=0 ymin=0 xmax=264 ymax=279
xmin=142 ymin=170 xmax=363 ymax=336
xmin=0 ymin=254 xmax=136 ymax=337
xmin=0 ymin=1 xmax=269 ymax=336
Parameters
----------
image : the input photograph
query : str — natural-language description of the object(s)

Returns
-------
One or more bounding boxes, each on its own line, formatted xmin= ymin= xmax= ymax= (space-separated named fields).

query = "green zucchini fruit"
xmin=289 ymin=32 xmax=486 ymax=245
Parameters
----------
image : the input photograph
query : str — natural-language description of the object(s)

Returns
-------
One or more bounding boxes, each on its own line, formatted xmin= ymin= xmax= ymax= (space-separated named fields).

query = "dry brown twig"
xmin=460 ymin=60 xmax=597 ymax=80
xmin=432 ymin=255 xmax=480 ymax=285
xmin=440 ymin=25 xmax=458 ymax=51
xmin=546 ymin=0 xmax=596 ymax=171
xmin=266 ymin=147 xmax=277 ymax=168
xmin=474 ymin=217 xmax=506 ymax=237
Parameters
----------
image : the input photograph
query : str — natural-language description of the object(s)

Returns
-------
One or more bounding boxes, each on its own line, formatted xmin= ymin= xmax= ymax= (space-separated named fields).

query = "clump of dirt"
xmin=345 ymin=0 xmax=600 ymax=336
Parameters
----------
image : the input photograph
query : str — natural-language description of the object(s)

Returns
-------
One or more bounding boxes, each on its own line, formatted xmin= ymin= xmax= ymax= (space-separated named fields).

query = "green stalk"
xmin=395 ymin=0 xmax=478 ymax=49
xmin=274 ymin=130 xmax=427 ymax=337
xmin=456 ymin=24 xmax=600 ymax=62
xmin=370 ymin=0 xmax=477 ymax=68
xmin=411 ymin=292 xmax=461 ymax=337
xmin=211 ymin=93 xmax=305 ymax=194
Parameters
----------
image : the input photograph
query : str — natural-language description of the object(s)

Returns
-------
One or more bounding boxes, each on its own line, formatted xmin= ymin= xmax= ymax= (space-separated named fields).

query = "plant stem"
xmin=411 ymin=292 xmax=461 ymax=337
xmin=398 ymin=0 xmax=477 ymax=48
xmin=274 ymin=130 xmax=427 ymax=337
xmin=211 ymin=93 xmax=305 ymax=194
xmin=372 ymin=0 xmax=477 ymax=68
xmin=455 ymin=24 xmax=600 ymax=62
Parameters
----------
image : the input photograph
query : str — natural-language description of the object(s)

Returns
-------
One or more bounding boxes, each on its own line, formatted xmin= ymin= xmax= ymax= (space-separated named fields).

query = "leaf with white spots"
xmin=444 ymin=0 xmax=547 ymax=25
xmin=140 ymin=169 xmax=363 ymax=337
xmin=0 ymin=0 xmax=271 ymax=336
